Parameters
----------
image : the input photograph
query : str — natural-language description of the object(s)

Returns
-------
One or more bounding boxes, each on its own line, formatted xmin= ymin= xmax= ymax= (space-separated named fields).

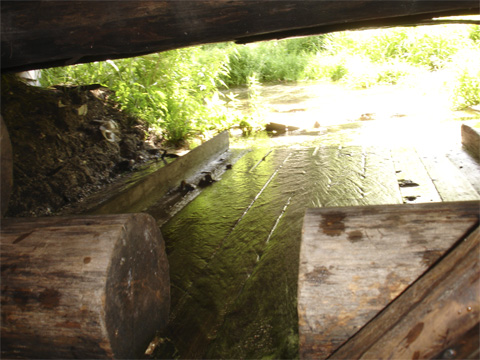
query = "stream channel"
xmin=151 ymin=79 xmax=479 ymax=359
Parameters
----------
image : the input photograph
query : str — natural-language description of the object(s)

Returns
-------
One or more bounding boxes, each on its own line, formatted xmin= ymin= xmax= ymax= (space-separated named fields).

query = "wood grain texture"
xmin=446 ymin=146 xmax=480 ymax=195
xmin=1 ymin=1 xmax=478 ymax=72
xmin=330 ymin=226 xmax=480 ymax=359
xmin=419 ymin=152 xmax=480 ymax=202
xmin=0 ymin=116 xmax=13 ymax=217
xmin=298 ymin=201 xmax=479 ymax=359
xmin=391 ymin=147 xmax=441 ymax=204
xmin=1 ymin=213 xmax=170 ymax=359
xmin=462 ymin=123 xmax=480 ymax=161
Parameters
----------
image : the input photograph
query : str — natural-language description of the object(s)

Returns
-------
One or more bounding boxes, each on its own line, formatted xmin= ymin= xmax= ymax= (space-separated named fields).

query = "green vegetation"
xmin=40 ymin=24 xmax=480 ymax=146
xmin=41 ymin=48 xmax=240 ymax=146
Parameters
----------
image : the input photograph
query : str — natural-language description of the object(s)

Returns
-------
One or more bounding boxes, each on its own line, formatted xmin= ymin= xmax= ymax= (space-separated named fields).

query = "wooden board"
xmin=419 ymin=152 xmax=480 ymax=202
xmin=298 ymin=201 xmax=479 ymax=359
xmin=310 ymin=146 xmax=402 ymax=208
xmin=0 ymin=116 xmax=13 ymax=217
xmin=1 ymin=1 xmax=478 ymax=72
xmin=1 ymin=213 xmax=170 ymax=359
xmin=330 ymin=226 xmax=479 ymax=359
xmin=446 ymin=146 xmax=480 ymax=195
xmin=391 ymin=147 xmax=441 ymax=204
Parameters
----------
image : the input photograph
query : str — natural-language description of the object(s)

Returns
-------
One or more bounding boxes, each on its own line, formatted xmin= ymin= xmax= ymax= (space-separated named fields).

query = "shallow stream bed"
xmin=151 ymin=112 xmax=479 ymax=359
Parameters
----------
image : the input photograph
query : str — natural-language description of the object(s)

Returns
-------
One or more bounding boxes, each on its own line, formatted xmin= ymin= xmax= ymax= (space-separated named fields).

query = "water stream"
xmin=151 ymin=80 xmax=479 ymax=359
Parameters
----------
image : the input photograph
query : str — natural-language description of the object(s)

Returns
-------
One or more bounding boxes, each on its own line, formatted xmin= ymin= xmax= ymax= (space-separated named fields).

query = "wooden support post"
xmin=298 ymin=201 xmax=479 ymax=359
xmin=330 ymin=226 xmax=479 ymax=359
xmin=1 ymin=213 xmax=170 ymax=359
xmin=1 ymin=115 xmax=13 ymax=217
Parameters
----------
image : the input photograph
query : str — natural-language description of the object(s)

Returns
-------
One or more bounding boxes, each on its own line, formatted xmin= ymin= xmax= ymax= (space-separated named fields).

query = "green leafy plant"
xmin=41 ymin=48 xmax=241 ymax=145
xmin=448 ymin=47 xmax=480 ymax=110
xmin=40 ymin=23 xmax=480 ymax=144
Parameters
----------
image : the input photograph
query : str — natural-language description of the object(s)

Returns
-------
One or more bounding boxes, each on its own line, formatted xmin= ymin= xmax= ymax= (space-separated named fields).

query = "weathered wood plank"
xmin=419 ymin=151 xmax=480 ymax=201
xmin=330 ymin=226 xmax=479 ymax=359
xmin=1 ymin=214 xmax=170 ymax=359
xmin=92 ymin=130 xmax=229 ymax=215
xmin=446 ymin=146 xmax=480 ymax=195
xmin=391 ymin=147 xmax=441 ymax=204
xmin=310 ymin=146 xmax=402 ymax=208
xmin=362 ymin=147 xmax=403 ymax=205
xmin=298 ymin=201 xmax=479 ymax=359
xmin=1 ymin=1 xmax=479 ymax=72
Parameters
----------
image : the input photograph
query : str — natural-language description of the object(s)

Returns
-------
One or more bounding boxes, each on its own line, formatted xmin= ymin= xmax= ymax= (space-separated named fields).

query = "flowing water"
xmin=153 ymin=80 xmax=479 ymax=359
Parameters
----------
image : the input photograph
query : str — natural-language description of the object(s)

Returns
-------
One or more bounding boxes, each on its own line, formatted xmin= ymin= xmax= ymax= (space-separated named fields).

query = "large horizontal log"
xmin=1 ymin=213 xmax=170 ymax=359
xmin=1 ymin=1 xmax=479 ymax=72
xmin=330 ymin=226 xmax=479 ymax=359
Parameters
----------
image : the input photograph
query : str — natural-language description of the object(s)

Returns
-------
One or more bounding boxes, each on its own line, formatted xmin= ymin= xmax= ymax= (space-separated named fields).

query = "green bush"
xmin=448 ymin=46 xmax=480 ymax=109
xmin=468 ymin=25 xmax=480 ymax=41
xmin=220 ymin=36 xmax=325 ymax=86
xmin=41 ymin=48 xmax=240 ymax=145
xmin=322 ymin=26 xmax=470 ymax=70
xmin=303 ymin=54 xmax=347 ymax=81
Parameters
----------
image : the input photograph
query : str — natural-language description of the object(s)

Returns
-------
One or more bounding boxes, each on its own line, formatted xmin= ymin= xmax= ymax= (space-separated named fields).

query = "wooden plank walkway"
xmin=153 ymin=129 xmax=480 ymax=359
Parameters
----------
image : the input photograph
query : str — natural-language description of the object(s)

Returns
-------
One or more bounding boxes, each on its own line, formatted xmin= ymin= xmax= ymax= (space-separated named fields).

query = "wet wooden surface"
xmin=330 ymin=226 xmax=479 ymax=360
xmin=155 ymin=128 xmax=480 ymax=358
xmin=2 ymin=1 xmax=478 ymax=72
xmin=1 ymin=213 xmax=170 ymax=359
xmin=298 ymin=201 xmax=479 ymax=359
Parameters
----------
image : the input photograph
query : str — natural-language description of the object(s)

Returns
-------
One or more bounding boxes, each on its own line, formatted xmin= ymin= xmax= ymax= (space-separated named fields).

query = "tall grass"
xmin=222 ymin=36 xmax=325 ymax=86
xmin=448 ymin=46 xmax=480 ymax=110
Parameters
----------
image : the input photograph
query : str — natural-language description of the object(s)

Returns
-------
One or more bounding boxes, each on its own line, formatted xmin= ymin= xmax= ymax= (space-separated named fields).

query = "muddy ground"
xmin=1 ymin=75 xmax=166 ymax=218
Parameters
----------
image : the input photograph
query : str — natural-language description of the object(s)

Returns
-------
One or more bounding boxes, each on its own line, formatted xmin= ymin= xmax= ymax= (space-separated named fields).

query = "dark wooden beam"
xmin=1 ymin=1 xmax=479 ymax=73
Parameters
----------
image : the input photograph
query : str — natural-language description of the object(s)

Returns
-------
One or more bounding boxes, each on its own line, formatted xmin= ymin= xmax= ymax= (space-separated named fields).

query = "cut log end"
xmin=1 ymin=213 xmax=170 ymax=359
xmin=105 ymin=214 xmax=170 ymax=358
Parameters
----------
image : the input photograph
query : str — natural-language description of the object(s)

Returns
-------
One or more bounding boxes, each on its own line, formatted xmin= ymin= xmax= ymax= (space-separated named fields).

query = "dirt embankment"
xmin=1 ymin=75 xmax=163 ymax=217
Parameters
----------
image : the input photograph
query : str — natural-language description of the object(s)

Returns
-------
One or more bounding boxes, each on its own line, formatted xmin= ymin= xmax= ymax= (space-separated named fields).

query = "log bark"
xmin=0 ymin=115 xmax=13 ymax=217
xmin=1 ymin=1 xmax=479 ymax=72
xmin=0 ymin=213 xmax=170 ymax=359
xmin=330 ymin=226 xmax=480 ymax=359
xmin=298 ymin=201 xmax=480 ymax=359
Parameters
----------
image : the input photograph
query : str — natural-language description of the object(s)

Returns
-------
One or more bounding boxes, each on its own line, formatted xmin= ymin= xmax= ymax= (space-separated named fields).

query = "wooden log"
xmin=330 ymin=226 xmax=480 ymax=359
xmin=462 ymin=123 xmax=480 ymax=161
xmin=1 ymin=213 xmax=170 ymax=359
xmin=1 ymin=115 xmax=13 ymax=217
xmin=1 ymin=1 xmax=478 ymax=72
xmin=298 ymin=201 xmax=479 ymax=359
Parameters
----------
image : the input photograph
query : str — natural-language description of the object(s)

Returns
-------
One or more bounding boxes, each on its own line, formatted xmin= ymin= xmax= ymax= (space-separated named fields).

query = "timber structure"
xmin=1 ymin=1 xmax=480 ymax=359
xmin=1 ymin=1 xmax=479 ymax=73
